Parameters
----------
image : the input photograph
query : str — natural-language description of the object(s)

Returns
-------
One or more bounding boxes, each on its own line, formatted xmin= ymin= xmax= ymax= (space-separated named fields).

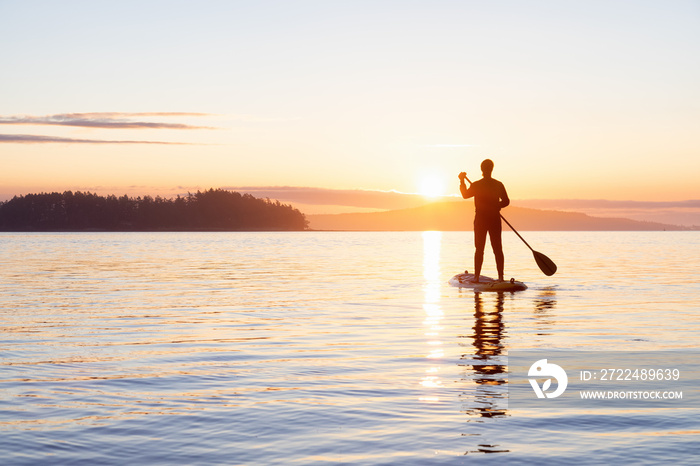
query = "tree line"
xmin=0 ymin=189 xmax=308 ymax=231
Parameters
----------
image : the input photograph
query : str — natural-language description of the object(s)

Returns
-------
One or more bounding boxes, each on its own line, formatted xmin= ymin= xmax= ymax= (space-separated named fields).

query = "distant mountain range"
xmin=308 ymin=201 xmax=694 ymax=231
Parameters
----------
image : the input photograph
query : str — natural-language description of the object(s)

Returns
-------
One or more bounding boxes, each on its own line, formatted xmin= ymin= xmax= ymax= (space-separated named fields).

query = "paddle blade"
xmin=533 ymin=250 xmax=557 ymax=276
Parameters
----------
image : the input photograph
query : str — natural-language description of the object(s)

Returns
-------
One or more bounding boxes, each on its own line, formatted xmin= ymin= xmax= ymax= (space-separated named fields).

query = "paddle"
xmin=499 ymin=214 xmax=557 ymax=276
xmin=463 ymin=174 xmax=557 ymax=276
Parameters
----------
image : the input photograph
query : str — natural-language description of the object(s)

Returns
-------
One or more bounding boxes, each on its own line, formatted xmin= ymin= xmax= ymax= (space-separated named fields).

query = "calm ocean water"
xmin=1 ymin=231 xmax=698 ymax=465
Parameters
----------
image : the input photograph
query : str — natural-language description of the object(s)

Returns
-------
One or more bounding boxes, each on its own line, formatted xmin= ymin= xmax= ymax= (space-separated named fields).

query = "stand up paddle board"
xmin=449 ymin=271 xmax=527 ymax=292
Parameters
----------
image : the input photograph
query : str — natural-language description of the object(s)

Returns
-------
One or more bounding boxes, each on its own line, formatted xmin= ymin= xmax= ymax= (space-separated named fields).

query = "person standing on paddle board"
xmin=459 ymin=159 xmax=510 ymax=283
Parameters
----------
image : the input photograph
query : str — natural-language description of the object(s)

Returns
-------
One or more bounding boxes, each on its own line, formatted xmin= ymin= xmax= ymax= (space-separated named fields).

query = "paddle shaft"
xmin=499 ymin=214 xmax=535 ymax=252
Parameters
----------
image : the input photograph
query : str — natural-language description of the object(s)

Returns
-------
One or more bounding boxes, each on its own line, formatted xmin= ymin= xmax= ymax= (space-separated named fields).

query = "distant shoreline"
xmin=307 ymin=201 xmax=696 ymax=231
xmin=0 ymin=228 xmax=307 ymax=232
xmin=2 ymin=229 xmax=695 ymax=233
xmin=0 ymin=189 xmax=309 ymax=232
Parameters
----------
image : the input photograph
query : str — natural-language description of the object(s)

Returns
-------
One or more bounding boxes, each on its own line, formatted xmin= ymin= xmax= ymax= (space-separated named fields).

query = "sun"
xmin=419 ymin=175 xmax=446 ymax=199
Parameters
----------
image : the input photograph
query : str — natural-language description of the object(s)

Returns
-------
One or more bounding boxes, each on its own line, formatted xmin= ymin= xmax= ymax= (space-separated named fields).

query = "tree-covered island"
xmin=0 ymin=189 xmax=308 ymax=231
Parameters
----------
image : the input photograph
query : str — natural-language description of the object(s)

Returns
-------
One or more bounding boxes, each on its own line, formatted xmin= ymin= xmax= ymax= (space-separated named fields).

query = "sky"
xmin=1 ymin=0 xmax=699 ymax=221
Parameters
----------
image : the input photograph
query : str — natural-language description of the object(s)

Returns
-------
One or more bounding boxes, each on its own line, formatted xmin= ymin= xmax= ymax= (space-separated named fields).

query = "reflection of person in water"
xmin=464 ymin=292 xmax=507 ymax=419
xmin=459 ymin=159 xmax=510 ymax=283
xmin=460 ymin=292 xmax=558 ymax=454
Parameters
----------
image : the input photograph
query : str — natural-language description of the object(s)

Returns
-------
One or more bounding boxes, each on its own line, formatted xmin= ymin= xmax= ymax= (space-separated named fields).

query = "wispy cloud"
xmin=225 ymin=114 xmax=300 ymax=123
xmin=0 ymin=112 xmax=216 ymax=130
xmin=225 ymin=186 xmax=439 ymax=210
xmin=222 ymin=187 xmax=700 ymax=226
xmin=0 ymin=134 xmax=191 ymax=144
xmin=515 ymin=199 xmax=700 ymax=210
xmin=514 ymin=199 xmax=700 ymax=227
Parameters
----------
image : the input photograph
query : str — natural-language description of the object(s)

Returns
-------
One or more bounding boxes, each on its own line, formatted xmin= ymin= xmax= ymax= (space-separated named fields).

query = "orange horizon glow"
xmin=1 ymin=2 xmax=698 ymax=217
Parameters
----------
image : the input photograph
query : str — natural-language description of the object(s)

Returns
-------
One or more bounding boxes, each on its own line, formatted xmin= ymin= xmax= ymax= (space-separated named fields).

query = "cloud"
xmin=0 ymin=134 xmax=191 ymax=144
xmin=514 ymin=199 xmax=700 ymax=210
xmin=225 ymin=114 xmax=300 ymax=123
xmin=0 ymin=112 xmax=216 ymax=130
xmin=514 ymin=199 xmax=700 ymax=227
xmin=222 ymin=187 xmax=700 ymax=226
xmin=225 ymin=186 xmax=441 ymax=210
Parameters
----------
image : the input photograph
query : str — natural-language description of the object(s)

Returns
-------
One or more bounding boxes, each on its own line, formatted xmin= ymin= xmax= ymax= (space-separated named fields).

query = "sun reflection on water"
xmin=420 ymin=231 xmax=444 ymax=399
